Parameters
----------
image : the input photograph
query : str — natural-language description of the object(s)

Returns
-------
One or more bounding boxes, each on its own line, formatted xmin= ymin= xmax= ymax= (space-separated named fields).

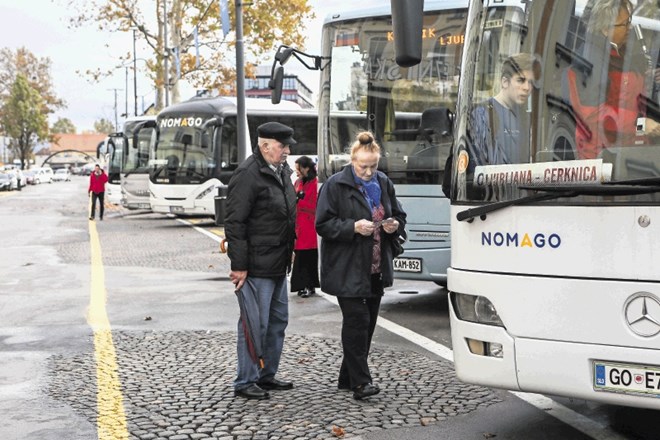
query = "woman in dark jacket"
xmin=316 ymin=131 xmax=407 ymax=400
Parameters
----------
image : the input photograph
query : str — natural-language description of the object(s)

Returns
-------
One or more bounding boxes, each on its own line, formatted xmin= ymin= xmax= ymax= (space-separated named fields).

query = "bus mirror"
xmin=269 ymin=65 xmax=284 ymax=104
xmin=391 ymin=0 xmax=424 ymax=67
xmin=201 ymin=117 xmax=222 ymax=130
xmin=276 ymin=47 xmax=295 ymax=65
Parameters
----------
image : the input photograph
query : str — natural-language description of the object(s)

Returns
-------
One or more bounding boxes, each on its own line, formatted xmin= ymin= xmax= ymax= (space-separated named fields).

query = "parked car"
xmin=37 ymin=167 xmax=54 ymax=184
xmin=52 ymin=168 xmax=72 ymax=182
xmin=0 ymin=173 xmax=16 ymax=191
xmin=24 ymin=170 xmax=37 ymax=185
xmin=80 ymin=164 xmax=95 ymax=176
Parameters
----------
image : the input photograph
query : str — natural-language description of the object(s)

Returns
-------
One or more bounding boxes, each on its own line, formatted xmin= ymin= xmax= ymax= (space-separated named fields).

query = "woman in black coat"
xmin=316 ymin=131 xmax=407 ymax=400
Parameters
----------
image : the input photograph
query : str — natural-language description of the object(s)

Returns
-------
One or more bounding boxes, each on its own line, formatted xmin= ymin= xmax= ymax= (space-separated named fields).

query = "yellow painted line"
xmin=87 ymin=220 xmax=129 ymax=440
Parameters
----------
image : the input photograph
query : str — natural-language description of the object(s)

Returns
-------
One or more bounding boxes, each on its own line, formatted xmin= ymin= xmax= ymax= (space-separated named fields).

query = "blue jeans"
xmin=235 ymin=275 xmax=289 ymax=389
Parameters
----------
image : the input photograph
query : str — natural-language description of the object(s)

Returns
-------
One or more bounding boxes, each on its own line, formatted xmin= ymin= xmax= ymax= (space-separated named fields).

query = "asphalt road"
xmin=0 ymin=178 xmax=657 ymax=440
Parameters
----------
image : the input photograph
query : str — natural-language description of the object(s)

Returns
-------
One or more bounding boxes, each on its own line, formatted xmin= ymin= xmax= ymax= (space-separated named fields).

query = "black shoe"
xmin=300 ymin=288 xmax=311 ymax=298
xmin=257 ymin=378 xmax=294 ymax=390
xmin=234 ymin=384 xmax=270 ymax=400
xmin=297 ymin=290 xmax=305 ymax=297
xmin=353 ymin=383 xmax=380 ymax=400
xmin=89 ymin=217 xmax=94 ymax=220
xmin=99 ymin=217 xmax=103 ymax=221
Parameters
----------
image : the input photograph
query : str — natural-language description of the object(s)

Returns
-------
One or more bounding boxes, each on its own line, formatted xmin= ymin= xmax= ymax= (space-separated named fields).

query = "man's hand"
xmin=354 ymin=219 xmax=376 ymax=236
xmin=230 ymin=270 xmax=248 ymax=291
xmin=382 ymin=218 xmax=400 ymax=234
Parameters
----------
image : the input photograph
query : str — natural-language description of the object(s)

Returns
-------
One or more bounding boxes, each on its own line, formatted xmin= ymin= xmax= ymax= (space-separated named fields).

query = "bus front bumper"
xmin=449 ymin=300 xmax=660 ymax=409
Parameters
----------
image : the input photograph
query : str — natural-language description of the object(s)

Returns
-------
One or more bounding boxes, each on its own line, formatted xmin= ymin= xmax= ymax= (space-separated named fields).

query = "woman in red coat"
xmin=290 ymin=156 xmax=320 ymax=298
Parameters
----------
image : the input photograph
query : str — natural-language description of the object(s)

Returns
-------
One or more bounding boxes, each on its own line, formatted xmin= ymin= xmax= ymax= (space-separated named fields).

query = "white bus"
xmin=98 ymin=138 xmax=122 ymax=205
xmin=147 ymin=97 xmax=317 ymax=223
xmin=112 ymin=115 xmax=157 ymax=210
xmin=314 ymin=1 xmax=469 ymax=285
xmin=422 ymin=0 xmax=660 ymax=409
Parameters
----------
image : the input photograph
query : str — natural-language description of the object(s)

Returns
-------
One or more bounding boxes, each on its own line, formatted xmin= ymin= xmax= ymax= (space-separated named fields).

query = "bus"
xmin=315 ymin=1 xmax=469 ymax=285
xmin=147 ymin=97 xmax=317 ymax=222
xmin=115 ymin=115 xmax=157 ymax=210
xmin=427 ymin=0 xmax=660 ymax=409
xmin=103 ymin=137 xmax=122 ymax=205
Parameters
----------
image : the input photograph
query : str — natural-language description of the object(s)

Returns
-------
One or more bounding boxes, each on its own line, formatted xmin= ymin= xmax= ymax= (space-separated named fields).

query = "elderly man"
xmin=225 ymin=122 xmax=298 ymax=400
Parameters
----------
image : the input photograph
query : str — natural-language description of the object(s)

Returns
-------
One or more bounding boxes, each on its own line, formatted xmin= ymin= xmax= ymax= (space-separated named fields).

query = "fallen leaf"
xmin=483 ymin=432 xmax=497 ymax=439
xmin=331 ymin=425 xmax=345 ymax=438
xmin=420 ymin=417 xmax=435 ymax=426
xmin=144 ymin=316 xmax=152 ymax=321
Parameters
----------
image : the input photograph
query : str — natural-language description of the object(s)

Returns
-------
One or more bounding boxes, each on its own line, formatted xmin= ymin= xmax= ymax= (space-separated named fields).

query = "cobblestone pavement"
xmin=48 ymin=331 xmax=500 ymax=440
xmin=38 ymin=194 xmax=501 ymax=439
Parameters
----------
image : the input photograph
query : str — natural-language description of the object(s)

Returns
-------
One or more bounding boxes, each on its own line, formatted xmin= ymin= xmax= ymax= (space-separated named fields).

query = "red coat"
xmin=566 ymin=49 xmax=646 ymax=159
xmin=88 ymin=171 xmax=108 ymax=194
xmin=294 ymin=177 xmax=318 ymax=250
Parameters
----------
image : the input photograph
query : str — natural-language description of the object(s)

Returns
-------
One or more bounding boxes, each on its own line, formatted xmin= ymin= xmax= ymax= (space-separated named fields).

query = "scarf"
xmin=352 ymin=167 xmax=381 ymax=209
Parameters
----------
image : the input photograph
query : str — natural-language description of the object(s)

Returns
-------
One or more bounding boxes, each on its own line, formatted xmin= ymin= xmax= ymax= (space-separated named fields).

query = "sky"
xmin=0 ymin=0 xmax=383 ymax=133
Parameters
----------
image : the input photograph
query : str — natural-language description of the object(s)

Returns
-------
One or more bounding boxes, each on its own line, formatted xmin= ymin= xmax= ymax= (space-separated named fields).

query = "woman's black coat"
xmin=316 ymin=165 xmax=407 ymax=297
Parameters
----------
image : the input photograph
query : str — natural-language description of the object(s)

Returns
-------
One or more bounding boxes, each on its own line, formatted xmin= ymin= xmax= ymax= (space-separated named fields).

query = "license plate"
xmin=594 ymin=361 xmax=660 ymax=397
xmin=170 ymin=206 xmax=184 ymax=213
xmin=139 ymin=203 xmax=151 ymax=209
xmin=393 ymin=257 xmax=422 ymax=273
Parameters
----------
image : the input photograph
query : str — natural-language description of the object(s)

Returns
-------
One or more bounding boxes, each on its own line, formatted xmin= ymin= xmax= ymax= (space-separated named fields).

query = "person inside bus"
xmin=566 ymin=0 xmax=660 ymax=159
xmin=469 ymin=53 xmax=538 ymax=167
xmin=290 ymin=155 xmax=320 ymax=298
xmin=225 ymin=121 xmax=297 ymax=400
xmin=316 ymin=131 xmax=407 ymax=400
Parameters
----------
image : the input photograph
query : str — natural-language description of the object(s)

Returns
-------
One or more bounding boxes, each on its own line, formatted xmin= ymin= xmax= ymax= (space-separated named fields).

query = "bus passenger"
xmin=469 ymin=53 xmax=537 ymax=166
xmin=568 ymin=0 xmax=660 ymax=159
xmin=316 ymin=132 xmax=407 ymax=400
xmin=290 ymin=156 xmax=320 ymax=298
xmin=225 ymin=122 xmax=298 ymax=400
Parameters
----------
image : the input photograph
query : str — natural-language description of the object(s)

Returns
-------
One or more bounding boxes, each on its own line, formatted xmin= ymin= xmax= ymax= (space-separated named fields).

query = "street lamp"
xmin=132 ymin=28 xmax=138 ymax=116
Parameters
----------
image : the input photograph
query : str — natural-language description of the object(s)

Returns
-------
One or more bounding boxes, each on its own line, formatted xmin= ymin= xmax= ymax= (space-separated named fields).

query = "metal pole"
xmin=133 ymin=28 xmax=138 ymax=116
xmin=235 ymin=0 xmax=247 ymax=159
xmin=163 ymin=0 xmax=170 ymax=107
xmin=125 ymin=67 xmax=129 ymax=118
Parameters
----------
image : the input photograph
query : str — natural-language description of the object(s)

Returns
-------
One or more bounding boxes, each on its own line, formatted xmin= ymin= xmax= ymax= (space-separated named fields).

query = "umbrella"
xmin=236 ymin=279 xmax=265 ymax=369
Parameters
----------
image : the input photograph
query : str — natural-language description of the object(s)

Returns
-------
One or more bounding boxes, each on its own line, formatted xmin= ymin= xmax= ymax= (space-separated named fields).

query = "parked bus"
xmin=424 ymin=0 xmax=660 ymax=409
xmin=101 ymin=137 xmax=121 ymax=205
xmin=147 ymin=97 xmax=317 ymax=222
xmin=314 ymin=1 xmax=469 ymax=285
xmin=113 ymin=115 xmax=157 ymax=210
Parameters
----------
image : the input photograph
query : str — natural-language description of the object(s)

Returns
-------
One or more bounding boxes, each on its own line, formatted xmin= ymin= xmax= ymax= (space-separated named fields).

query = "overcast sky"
xmin=0 ymin=0 xmax=382 ymax=132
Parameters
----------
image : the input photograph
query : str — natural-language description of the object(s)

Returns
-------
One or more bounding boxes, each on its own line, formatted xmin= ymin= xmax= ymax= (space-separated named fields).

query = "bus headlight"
xmin=196 ymin=186 xmax=214 ymax=199
xmin=452 ymin=292 xmax=504 ymax=327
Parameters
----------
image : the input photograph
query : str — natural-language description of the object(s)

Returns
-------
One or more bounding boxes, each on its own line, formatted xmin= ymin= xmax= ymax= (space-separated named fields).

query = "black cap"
xmin=257 ymin=122 xmax=297 ymax=145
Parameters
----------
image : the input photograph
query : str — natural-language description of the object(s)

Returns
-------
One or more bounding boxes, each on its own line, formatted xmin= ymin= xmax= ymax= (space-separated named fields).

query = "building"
xmin=244 ymin=66 xmax=315 ymax=108
xmin=42 ymin=133 xmax=107 ymax=169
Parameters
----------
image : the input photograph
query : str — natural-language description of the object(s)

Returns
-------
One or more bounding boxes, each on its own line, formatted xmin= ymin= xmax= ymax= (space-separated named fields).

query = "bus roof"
xmin=157 ymin=97 xmax=304 ymax=119
xmin=323 ymin=0 xmax=469 ymax=25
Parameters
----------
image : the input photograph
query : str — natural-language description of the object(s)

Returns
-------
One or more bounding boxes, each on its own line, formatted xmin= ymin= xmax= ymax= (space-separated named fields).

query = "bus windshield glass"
xmin=123 ymin=120 xmax=155 ymax=174
xmin=451 ymin=0 xmax=660 ymax=204
xmin=321 ymin=8 xmax=467 ymax=184
xmin=108 ymin=138 xmax=123 ymax=177
xmin=152 ymin=115 xmax=216 ymax=184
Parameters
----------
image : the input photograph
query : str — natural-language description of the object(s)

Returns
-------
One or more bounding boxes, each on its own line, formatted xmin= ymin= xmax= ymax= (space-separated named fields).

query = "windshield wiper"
xmin=603 ymin=176 xmax=660 ymax=186
xmin=457 ymin=183 xmax=660 ymax=222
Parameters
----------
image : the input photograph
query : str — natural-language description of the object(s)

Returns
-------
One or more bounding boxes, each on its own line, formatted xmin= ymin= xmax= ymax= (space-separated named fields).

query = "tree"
xmin=64 ymin=0 xmax=314 ymax=110
xmin=0 ymin=74 xmax=49 ymax=169
xmin=94 ymin=118 xmax=115 ymax=134
xmin=52 ymin=117 xmax=77 ymax=134
xmin=0 ymin=47 xmax=65 ymax=117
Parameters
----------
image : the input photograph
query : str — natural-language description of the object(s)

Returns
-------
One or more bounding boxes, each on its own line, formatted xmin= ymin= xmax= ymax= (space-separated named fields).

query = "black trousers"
xmin=337 ymin=275 xmax=383 ymax=389
xmin=90 ymin=192 xmax=105 ymax=219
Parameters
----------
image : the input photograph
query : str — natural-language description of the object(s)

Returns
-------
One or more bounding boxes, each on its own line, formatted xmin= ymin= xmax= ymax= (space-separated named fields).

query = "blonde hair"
xmin=350 ymin=131 xmax=381 ymax=160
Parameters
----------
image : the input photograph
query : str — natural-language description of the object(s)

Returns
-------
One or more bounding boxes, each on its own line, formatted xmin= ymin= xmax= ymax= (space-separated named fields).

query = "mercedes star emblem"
xmin=624 ymin=292 xmax=660 ymax=337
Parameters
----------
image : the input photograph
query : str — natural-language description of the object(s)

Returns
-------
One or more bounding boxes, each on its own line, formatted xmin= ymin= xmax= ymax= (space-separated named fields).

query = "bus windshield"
xmin=320 ymin=8 xmax=467 ymax=184
xmin=123 ymin=120 xmax=155 ymax=174
xmin=451 ymin=0 xmax=660 ymax=204
xmin=152 ymin=115 xmax=216 ymax=184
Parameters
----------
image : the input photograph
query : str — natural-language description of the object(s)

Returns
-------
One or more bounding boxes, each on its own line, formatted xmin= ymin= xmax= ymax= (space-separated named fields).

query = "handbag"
xmin=391 ymin=229 xmax=407 ymax=258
